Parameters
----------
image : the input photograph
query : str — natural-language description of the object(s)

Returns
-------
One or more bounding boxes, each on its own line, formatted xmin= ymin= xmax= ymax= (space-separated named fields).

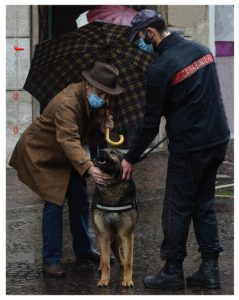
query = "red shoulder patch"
xmin=171 ymin=54 xmax=214 ymax=85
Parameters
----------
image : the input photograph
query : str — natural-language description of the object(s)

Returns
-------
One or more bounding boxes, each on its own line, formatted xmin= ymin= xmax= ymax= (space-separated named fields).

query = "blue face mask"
xmin=87 ymin=94 xmax=105 ymax=108
xmin=136 ymin=38 xmax=154 ymax=53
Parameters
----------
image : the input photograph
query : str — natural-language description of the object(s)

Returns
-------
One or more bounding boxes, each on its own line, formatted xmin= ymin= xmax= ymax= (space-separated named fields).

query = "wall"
xmin=215 ymin=5 xmax=234 ymax=136
xmin=215 ymin=57 xmax=234 ymax=136
xmin=167 ymin=5 xmax=209 ymax=45
xmin=215 ymin=5 xmax=234 ymax=41
xmin=6 ymin=5 xmax=32 ymax=164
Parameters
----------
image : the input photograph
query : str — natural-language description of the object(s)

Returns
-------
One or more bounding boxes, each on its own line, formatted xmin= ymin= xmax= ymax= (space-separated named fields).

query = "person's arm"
xmin=125 ymin=74 xmax=168 ymax=162
xmin=55 ymin=100 xmax=112 ymax=184
xmin=122 ymin=64 xmax=169 ymax=179
xmin=55 ymin=100 xmax=94 ymax=176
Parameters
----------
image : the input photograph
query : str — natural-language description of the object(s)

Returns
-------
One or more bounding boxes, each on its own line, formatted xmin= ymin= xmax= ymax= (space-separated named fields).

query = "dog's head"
xmin=94 ymin=149 xmax=123 ymax=178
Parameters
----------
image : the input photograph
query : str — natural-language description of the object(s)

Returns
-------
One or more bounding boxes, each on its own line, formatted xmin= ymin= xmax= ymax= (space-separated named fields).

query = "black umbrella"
xmin=24 ymin=22 xmax=153 ymax=132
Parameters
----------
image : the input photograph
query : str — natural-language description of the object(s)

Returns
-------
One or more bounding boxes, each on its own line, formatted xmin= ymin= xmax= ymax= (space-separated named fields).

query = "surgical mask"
xmin=87 ymin=94 xmax=105 ymax=108
xmin=137 ymin=38 xmax=153 ymax=53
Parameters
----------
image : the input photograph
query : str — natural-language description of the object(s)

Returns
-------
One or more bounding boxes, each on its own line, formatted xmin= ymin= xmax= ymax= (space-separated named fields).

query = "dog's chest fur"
xmin=93 ymin=180 xmax=136 ymax=207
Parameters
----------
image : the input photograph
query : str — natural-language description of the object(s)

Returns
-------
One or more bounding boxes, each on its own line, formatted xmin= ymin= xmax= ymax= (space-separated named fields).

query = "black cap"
xmin=129 ymin=9 xmax=162 ymax=42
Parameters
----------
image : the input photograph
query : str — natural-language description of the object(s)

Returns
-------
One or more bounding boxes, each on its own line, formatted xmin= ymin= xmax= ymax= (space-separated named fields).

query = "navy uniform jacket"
xmin=124 ymin=32 xmax=230 ymax=164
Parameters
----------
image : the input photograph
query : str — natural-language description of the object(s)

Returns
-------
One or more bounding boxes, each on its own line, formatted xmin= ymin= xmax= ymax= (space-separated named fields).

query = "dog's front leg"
xmin=121 ymin=232 xmax=134 ymax=287
xmin=97 ymin=235 xmax=111 ymax=287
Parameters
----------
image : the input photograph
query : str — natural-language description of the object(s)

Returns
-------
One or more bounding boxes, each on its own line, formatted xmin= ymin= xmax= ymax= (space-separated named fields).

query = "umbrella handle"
xmin=105 ymin=128 xmax=124 ymax=146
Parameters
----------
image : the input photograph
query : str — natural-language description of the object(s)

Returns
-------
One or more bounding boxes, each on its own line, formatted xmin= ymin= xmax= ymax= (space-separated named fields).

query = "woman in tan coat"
xmin=9 ymin=62 xmax=123 ymax=277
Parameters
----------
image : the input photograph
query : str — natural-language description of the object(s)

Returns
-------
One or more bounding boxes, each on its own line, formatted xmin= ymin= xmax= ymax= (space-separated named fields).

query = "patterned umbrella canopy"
xmin=24 ymin=22 xmax=153 ymax=132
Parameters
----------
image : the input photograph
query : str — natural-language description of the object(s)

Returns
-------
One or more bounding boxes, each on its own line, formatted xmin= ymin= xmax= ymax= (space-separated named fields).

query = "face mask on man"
xmin=136 ymin=38 xmax=154 ymax=53
xmin=87 ymin=94 xmax=105 ymax=108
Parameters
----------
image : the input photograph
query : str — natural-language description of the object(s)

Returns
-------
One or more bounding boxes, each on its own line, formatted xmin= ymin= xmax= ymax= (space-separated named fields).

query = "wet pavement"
xmin=6 ymin=141 xmax=234 ymax=295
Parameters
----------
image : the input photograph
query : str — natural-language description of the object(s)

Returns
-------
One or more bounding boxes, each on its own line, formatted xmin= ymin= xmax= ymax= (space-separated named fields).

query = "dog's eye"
xmin=110 ymin=151 xmax=116 ymax=155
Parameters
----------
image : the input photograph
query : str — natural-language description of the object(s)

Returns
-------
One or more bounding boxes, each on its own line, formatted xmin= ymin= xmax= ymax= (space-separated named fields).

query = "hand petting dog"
xmin=88 ymin=166 xmax=112 ymax=185
xmin=121 ymin=159 xmax=134 ymax=180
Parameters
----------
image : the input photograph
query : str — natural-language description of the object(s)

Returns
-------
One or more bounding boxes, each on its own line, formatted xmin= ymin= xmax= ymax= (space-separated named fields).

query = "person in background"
xmin=10 ymin=62 xmax=123 ymax=277
xmin=121 ymin=9 xmax=230 ymax=290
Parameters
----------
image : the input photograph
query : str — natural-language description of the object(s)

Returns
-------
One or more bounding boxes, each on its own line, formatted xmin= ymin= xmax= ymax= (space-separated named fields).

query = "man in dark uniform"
xmin=121 ymin=9 xmax=230 ymax=290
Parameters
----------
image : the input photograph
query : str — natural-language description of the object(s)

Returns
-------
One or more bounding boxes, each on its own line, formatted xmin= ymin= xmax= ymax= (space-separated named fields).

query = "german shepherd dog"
xmin=92 ymin=149 xmax=139 ymax=287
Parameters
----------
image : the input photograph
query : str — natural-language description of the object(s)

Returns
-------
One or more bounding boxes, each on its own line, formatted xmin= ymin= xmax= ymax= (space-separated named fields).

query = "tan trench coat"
xmin=9 ymin=82 xmax=94 ymax=205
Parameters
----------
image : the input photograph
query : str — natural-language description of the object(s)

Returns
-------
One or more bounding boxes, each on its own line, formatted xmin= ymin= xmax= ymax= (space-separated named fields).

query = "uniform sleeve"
xmin=124 ymin=64 xmax=168 ymax=164
xmin=55 ymin=100 xmax=93 ymax=176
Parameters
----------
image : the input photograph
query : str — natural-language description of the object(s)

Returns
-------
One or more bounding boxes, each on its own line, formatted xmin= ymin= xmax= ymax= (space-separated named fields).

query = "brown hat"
xmin=82 ymin=62 xmax=123 ymax=95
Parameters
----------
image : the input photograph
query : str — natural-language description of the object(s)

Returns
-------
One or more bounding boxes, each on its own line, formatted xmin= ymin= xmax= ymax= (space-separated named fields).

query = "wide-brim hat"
xmin=82 ymin=61 xmax=123 ymax=95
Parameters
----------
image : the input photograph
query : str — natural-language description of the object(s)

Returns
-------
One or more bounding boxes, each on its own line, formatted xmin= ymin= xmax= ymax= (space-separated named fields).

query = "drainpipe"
xmin=208 ymin=5 xmax=215 ymax=56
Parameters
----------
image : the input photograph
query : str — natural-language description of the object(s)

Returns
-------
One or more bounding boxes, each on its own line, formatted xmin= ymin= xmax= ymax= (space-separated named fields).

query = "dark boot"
xmin=186 ymin=257 xmax=221 ymax=289
xmin=142 ymin=260 xmax=185 ymax=289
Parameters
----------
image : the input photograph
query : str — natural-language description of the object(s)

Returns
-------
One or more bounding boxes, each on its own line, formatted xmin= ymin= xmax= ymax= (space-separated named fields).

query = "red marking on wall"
xmin=13 ymin=126 xmax=19 ymax=134
xmin=13 ymin=92 xmax=19 ymax=101
xmin=14 ymin=45 xmax=25 ymax=51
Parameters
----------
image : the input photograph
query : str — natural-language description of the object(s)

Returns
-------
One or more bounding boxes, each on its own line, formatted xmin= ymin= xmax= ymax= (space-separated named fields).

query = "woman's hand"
xmin=88 ymin=166 xmax=112 ymax=185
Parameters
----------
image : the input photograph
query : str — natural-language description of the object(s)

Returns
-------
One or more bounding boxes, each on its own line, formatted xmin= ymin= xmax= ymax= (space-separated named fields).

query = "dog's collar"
xmin=95 ymin=203 xmax=134 ymax=212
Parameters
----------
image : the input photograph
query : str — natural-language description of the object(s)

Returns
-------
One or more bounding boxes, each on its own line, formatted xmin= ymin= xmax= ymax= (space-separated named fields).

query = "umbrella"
xmin=23 ymin=22 xmax=153 ymax=142
xmin=76 ymin=10 xmax=89 ymax=28
xmin=87 ymin=5 xmax=137 ymax=26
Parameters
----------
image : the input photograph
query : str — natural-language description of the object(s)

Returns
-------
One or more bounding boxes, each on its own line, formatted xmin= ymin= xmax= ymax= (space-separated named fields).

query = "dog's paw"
xmin=97 ymin=279 xmax=109 ymax=288
xmin=122 ymin=279 xmax=134 ymax=288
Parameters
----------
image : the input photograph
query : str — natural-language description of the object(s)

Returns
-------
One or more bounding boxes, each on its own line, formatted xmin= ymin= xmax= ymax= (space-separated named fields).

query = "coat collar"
xmin=156 ymin=32 xmax=183 ymax=55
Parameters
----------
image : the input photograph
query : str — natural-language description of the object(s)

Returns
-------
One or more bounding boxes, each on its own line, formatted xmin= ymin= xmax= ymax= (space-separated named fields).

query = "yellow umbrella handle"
xmin=105 ymin=128 xmax=124 ymax=146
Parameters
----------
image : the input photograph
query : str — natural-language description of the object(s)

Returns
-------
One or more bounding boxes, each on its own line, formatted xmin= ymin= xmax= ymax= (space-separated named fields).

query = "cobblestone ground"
xmin=6 ymin=141 xmax=234 ymax=295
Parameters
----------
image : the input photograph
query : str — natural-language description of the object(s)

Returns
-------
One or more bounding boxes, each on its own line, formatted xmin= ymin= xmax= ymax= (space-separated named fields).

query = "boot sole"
xmin=143 ymin=280 xmax=185 ymax=290
xmin=186 ymin=278 xmax=221 ymax=289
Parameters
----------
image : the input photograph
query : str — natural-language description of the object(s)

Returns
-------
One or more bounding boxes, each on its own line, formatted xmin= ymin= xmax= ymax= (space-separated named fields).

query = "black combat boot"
xmin=186 ymin=257 xmax=221 ymax=289
xmin=142 ymin=259 xmax=185 ymax=289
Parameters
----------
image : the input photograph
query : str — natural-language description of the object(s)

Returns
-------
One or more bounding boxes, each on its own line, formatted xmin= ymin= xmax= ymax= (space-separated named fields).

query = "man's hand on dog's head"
xmin=121 ymin=159 xmax=134 ymax=180
xmin=88 ymin=166 xmax=112 ymax=185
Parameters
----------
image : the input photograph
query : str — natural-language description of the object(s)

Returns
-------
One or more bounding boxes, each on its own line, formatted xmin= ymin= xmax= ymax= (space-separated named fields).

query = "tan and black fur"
xmin=92 ymin=149 xmax=138 ymax=287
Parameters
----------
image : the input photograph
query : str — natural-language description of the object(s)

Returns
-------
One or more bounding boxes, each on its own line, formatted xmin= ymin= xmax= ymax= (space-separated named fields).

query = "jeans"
xmin=42 ymin=169 xmax=92 ymax=265
xmin=160 ymin=143 xmax=227 ymax=261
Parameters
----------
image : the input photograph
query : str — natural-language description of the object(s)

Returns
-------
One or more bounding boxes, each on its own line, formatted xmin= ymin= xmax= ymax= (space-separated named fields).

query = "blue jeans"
xmin=42 ymin=169 xmax=92 ymax=265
